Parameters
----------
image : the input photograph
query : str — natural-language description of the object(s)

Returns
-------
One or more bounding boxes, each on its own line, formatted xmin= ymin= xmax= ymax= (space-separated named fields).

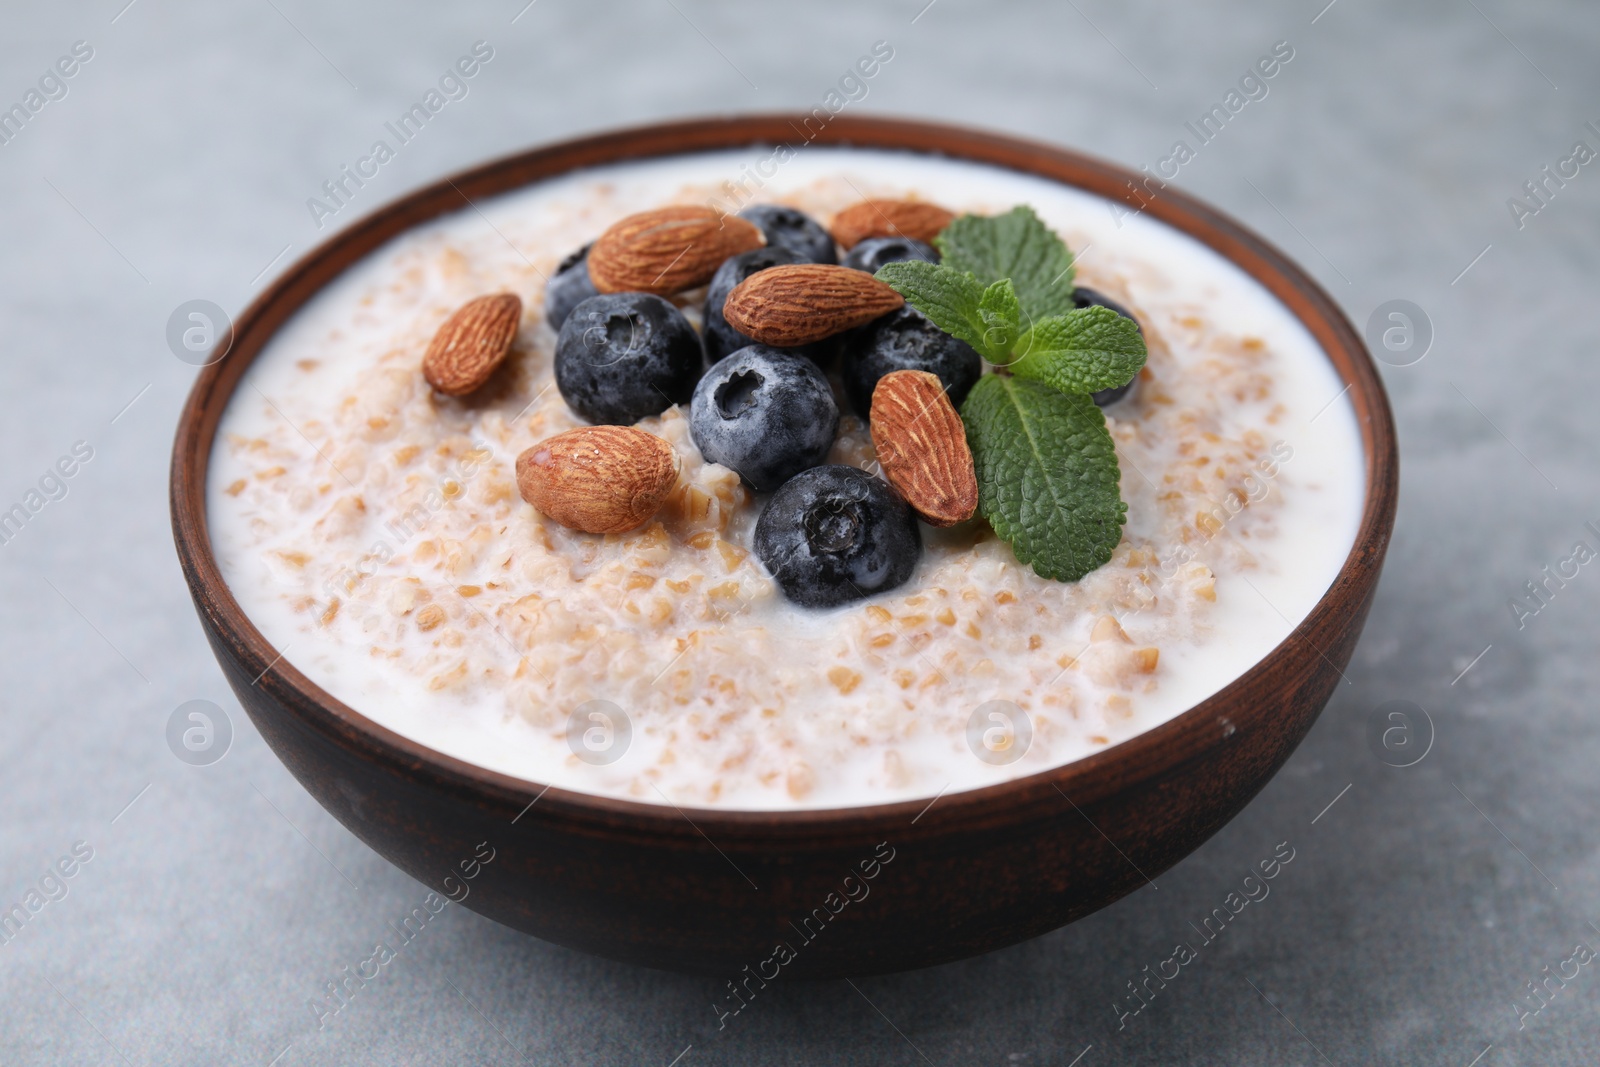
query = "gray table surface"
xmin=3 ymin=0 xmax=1597 ymax=1063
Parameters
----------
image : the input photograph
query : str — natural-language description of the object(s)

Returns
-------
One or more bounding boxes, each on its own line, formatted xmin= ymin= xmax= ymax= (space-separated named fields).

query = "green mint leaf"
xmin=977 ymin=279 xmax=1022 ymax=357
xmin=961 ymin=375 xmax=1126 ymax=581
xmin=936 ymin=206 xmax=1077 ymax=321
xmin=876 ymin=260 xmax=1008 ymax=361
xmin=1011 ymin=306 xmax=1147 ymax=393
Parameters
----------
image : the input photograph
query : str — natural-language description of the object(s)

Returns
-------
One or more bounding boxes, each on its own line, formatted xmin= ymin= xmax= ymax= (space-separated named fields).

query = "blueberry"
xmin=841 ymin=306 xmax=983 ymax=418
xmin=689 ymin=346 xmax=838 ymax=492
xmin=1074 ymin=287 xmax=1142 ymax=407
xmin=702 ymin=247 xmax=839 ymax=366
xmin=754 ymin=466 xmax=921 ymax=608
xmin=842 ymin=237 xmax=939 ymax=274
xmin=737 ymin=204 xmax=837 ymax=265
xmin=1073 ymin=287 xmax=1140 ymax=331
xmin=555 ymin=293 xmax=704 ymax=425
xmin=545 ymin=244 xmax=600 ymax=332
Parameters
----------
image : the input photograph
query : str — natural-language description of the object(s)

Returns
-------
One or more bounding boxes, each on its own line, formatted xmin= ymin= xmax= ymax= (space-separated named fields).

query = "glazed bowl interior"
xmin=171 ymin=115 xmax=1396 ymax=975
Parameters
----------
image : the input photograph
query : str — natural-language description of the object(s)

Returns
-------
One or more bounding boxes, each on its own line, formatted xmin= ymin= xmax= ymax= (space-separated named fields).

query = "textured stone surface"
xmin=1 ymin=1 xmax=1595 ymax=1063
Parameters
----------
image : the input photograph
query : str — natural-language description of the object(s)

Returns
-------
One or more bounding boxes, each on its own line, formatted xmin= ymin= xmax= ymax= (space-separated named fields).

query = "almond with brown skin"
xmin=870 ymin=369 xmax=978 ymax=527
xmin=587 ymin=205 xmax=765 ymax=296
xmin=722 ymin=264 xmax=904 ymax=347
xmin=516 ymin=426 xmax=680 ymax=535
xmin=830 ymin=199 xmax=956 ymax=250
xmin=422 ymin=293 xmax=523 ymax=396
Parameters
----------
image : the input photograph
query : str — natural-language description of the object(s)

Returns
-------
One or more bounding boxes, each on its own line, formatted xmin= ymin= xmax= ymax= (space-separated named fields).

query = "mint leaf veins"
xmin=962 ymin=376 xmax=1127 ymax=581
xmin=872 ymin=260 xmax=1016 ymax=362
xmin=937 ymin=205 xmax=1077 ymax=320
xmin=875 ymin=206 xmax=1147 ymax=583
xmin=1012 ymin=306 xmax=1146 ymax=395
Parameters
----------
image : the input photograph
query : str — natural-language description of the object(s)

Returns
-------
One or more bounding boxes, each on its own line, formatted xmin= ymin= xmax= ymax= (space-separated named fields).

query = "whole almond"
xmin=830 ymin=199 xmax=956 ymax=250
xmin=422 ymin=293 xmax=523 ymax=396
xmin=870 ymin=370 xmax=978 ymax=527
xmin=587 ymin=206 xmax=765 ymax=296
xmin=516 ymin=426 xmax=680 ymax=535
xmin=722 ymin=264 xmax=904 ymax=347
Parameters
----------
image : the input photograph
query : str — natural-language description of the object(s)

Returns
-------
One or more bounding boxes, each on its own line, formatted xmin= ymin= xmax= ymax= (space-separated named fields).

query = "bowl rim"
xmin=170 ymin=113 xmax=1397 ymax=836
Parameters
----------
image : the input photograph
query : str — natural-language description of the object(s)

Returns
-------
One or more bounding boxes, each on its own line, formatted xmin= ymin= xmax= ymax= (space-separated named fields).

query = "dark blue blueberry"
xmin=842 ymin=236 xmax=939 ymax=274
xmin=555 ymin=293 xmax=704 ymax=425
xmin=1074 ymin=287 xmax=1142 ymax=407
xmin=702 ymin=247 xmax=839 ymax=366
xmin=689 ymin=346 xmax=838 ymax=492
xmin=544 ymin=244 xmax=600 ymax=332
xmin=841 ymin=306 xmax=983 ymax=418
xmin=737 ymin=204 xmax=837 ymax=265
xmin=754 ymin=465 xmax=921 ymax=608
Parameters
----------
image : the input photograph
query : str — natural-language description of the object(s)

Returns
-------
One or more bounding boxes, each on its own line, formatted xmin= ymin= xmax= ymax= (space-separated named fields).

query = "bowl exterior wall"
xmin=197 ymin=570 xmax=1375 ymax=977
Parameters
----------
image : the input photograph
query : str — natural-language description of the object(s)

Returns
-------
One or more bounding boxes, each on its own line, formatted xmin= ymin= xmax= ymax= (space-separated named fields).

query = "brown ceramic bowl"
xmin=171 ymin=115 xmax=1397 ymax=978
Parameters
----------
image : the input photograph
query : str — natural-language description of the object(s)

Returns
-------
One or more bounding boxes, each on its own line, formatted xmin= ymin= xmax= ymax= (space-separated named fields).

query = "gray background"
xmin=1 ymin=0 xmax=1595 ymax=1063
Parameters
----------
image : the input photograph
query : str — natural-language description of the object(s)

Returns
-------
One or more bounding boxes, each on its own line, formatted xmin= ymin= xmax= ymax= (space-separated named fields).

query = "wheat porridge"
xmin=207 ymin=148 xmax=1364 ymax=810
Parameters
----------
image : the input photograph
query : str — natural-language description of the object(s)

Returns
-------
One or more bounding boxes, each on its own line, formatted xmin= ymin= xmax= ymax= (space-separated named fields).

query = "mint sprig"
xmin=875 ymin=207 xmax=1146 ymax=583
xmin=962 ymin=376 xmax=1127 ymax=581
